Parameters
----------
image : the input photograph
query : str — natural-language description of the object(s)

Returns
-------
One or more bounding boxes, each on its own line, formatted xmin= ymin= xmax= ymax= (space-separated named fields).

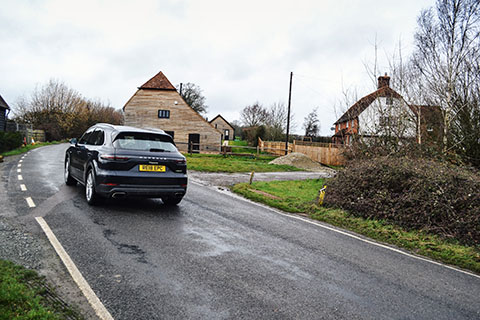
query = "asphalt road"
xmin=3 ymin=144 xmax=480 ymax=319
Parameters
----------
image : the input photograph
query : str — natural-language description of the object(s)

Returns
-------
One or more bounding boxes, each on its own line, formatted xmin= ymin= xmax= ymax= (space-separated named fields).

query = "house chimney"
xmin=378 ymin=73 xmax=390 ymax=89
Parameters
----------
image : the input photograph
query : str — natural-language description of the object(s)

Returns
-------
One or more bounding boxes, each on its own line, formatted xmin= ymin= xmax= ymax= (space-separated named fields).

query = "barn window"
xmin=158 ymin=110 xmax=170 ymax=118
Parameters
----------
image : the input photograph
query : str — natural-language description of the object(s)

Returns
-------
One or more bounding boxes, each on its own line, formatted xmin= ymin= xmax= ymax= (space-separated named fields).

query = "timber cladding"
xmin=123 ymin=89 xmax=222 ymax=152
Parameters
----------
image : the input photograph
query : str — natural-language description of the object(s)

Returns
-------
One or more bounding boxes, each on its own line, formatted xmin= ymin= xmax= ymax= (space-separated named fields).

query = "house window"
xmin=224 ymin=129 xmax=230 ymax=140
xmin=215 ymin=124 xmax=218 ymax=129
xmin=386 ymin=97 xmax=393 ymax=105
xmin=158 ymin=110 xmax=170 ymax=118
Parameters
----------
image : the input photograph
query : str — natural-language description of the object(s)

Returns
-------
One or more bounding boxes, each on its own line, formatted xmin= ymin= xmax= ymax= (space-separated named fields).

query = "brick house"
xmin=209 ymin=114 xmax=235 ymax=141
xmin=0 ymin=95 xmax=10 ymax=132
xmin=123 ymin=71 xmax=222 ymax=152
xmin=332 ymin=74 xmax=441 ymax=145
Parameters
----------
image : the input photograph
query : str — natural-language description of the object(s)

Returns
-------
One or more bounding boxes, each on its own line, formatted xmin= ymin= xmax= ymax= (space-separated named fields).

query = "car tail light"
xmin=174 ymin=159 xmax=186 ymax=164
xmin=100 ymin=154 xmax=130 ymax=161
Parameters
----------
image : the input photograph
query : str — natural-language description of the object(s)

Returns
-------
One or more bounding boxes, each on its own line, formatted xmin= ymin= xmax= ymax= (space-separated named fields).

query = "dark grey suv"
xmin=65 ymin=124 xmax=187 ymax=205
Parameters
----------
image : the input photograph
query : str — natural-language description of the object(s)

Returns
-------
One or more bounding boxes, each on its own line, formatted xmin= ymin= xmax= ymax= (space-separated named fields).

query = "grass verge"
xmin=184 ymin=153 xmax=301 ymax=173
xmin=232 ymin=179 xmax=480 ymax=274
xmin=0 ymin=259 xmax=83 ymax=319
xmin=1 ymin=141 xmax=66 ymax=157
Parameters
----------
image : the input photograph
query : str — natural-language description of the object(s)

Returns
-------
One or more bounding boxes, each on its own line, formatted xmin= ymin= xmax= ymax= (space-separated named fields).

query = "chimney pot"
xmin=378 ymin=74 xmax=390 ymax=89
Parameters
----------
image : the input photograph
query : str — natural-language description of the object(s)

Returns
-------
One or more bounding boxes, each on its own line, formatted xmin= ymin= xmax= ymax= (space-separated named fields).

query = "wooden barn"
xmin=123 ymin=71 xmax=222 ymax=152
xmin=209 ymin=114 xmax=235 ymax=141
xmin=0 ymin=95 xmax=10 ymax=132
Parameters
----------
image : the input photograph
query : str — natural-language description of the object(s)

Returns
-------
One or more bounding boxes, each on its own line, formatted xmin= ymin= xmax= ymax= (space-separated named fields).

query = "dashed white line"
xmin=18 ymin=175 xmax=23 ymax=181
xmin=19 ymin=159 xmax=23 ymax=163
xmin=17 ymin=164 xmax=21 ymax=167
xmin=17 ymin=169 xmax=21 ymax=173
xmin=20 ymin=184 xmax=27 ymax=191
xmin=35 ymin=217 xmax=114 ymax=320
xmin=25 ymin=197 xmax=36 ymax=208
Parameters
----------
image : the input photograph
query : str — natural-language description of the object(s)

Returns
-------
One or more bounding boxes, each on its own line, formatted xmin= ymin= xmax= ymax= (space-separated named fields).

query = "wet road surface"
xmin=2 ymin=144 xmax=480 ymax=319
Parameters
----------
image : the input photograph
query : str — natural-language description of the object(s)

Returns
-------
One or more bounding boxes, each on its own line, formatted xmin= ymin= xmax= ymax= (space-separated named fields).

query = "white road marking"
xmin=19 ymin=159 xmax=23 ymax=163
xmin=20 ymin=184 xmax=27 ymax=191
xmin=35 ymin=217 xmax=114 ymax=320
xmin=25 ymin=197 xmax=36 ymax=208
xmin=18 ymin=175 xmax=23 ymax=181
xmin=193 ymin=180 xmax=480 ymax=280
xmin=17 ymin=164 xmax=21 ymax=167
xmin=17 ymin=169 xmax=21 ymax=173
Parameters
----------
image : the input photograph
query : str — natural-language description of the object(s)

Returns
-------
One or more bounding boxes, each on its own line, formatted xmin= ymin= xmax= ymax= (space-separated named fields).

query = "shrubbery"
xmin=0 ymin=132 xmax=23 ymax=153
xmin=325 ymin=157 xmax=480 ymax=246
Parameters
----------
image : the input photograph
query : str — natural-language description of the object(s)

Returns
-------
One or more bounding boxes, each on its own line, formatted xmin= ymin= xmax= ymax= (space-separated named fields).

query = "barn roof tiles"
xmin=139 ymin=71 xmax=176 ymax=90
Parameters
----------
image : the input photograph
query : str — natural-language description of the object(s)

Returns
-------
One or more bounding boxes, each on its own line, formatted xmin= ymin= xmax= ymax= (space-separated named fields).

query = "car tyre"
xmin=65 ymin=156 xmax=77 ymax=186
xmin=162 ymin=196 xmax=183 ymax=206
xmin=85 ymin=169 xmax=100 ymax=205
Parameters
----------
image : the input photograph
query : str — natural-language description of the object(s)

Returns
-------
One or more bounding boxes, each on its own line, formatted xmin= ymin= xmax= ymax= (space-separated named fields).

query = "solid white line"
xmin=18 ymin=175 xmax=23 ymax=181
xmin=195 ymin=181 xmax=480 ymax=280
xmin=25 ymin=197 xmax=36 ymax=208
xmin=17 ymin=169 xmax=21 ymax=173
xmin=20 ymin=184 xmax=27 ymax=191
xmin=35 ymin=217 xmax=114 ymax=320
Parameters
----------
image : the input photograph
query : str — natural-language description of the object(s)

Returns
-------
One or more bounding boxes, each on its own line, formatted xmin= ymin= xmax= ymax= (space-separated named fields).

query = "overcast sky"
xmin=0 ymin=0 xmax=434 ymax=135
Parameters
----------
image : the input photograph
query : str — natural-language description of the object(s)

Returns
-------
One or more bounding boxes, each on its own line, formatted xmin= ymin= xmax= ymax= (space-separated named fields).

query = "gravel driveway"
xmin=188 ymin=169 xmax=335 ymax=187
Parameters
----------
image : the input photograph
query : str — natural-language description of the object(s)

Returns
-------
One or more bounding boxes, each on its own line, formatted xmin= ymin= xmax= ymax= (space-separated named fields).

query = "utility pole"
xmin=285 ymin=72 xmax=293 ymax=155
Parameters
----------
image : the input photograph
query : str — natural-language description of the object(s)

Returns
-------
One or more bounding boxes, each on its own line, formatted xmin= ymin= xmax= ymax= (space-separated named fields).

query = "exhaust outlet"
xmin=112 ymin=192 xmax=126 ymax=199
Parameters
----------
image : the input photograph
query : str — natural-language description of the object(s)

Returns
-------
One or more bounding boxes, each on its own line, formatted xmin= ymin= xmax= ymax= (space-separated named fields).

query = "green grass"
xmin=1 ymin=141 xmax=66 ymax=157
xmin=184 ymin=153 xmax=302 ymax=173
xmin=232 ymin=179 xmax=480 ymax=274
xmin=0 ymin=259 xmax=82 ymax=319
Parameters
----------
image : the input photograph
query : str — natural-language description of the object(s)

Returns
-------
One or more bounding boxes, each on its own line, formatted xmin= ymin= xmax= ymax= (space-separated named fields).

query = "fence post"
xmin=256 ymin=145 xmax=259 ymax=157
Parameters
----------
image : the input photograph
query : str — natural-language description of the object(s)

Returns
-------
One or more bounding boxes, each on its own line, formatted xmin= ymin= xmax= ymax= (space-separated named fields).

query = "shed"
xmin=0 ymin=95 xmax=11 ymax=132
xmin=209 ymin=114 xmax=235 ymax=141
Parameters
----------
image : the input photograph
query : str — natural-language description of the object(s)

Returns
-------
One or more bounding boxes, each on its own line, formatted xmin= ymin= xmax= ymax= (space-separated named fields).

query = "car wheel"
xmin=162 ymin=196 xmax=183 ymax=205
xmin=85 ymin=169 xmax=99 ymax=205
xmin=64 ymin=156 xmax=77 ymax=186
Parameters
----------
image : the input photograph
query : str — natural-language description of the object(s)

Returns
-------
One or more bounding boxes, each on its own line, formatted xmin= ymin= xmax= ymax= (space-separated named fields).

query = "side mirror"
xmin=70 ymin=138 xmax=77 ymax=145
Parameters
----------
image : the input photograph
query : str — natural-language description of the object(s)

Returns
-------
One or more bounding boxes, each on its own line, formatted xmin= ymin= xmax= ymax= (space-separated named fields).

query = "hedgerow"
xmin=0 ymin=132 xmax=23 ymax=153
xmin=325 ymin=157 xmax=480 ymax=246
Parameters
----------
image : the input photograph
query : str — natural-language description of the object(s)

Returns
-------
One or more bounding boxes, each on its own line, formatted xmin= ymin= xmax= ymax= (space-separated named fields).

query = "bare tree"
xmin=411 ymin=0 xmax=480 ymax=152
xmin=264 ymin=102 xmax=287 ymax=141
xmin=14 ymin=79 xmax=123 ymax=140
xmin=303 ymin=108 xmax=320 ymax=138
xmin=176 ymin=82 xmax=208 ymax=115
xmin=240 ymin=102 xmax=268 ymax=127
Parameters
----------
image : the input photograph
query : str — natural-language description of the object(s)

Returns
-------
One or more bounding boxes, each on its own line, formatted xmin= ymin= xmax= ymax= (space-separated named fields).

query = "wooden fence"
xmin=258 ymin=138 xmax=345 ymax=166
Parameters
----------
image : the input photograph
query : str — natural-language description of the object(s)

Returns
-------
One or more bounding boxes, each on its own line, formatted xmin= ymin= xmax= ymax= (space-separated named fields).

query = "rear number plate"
xmin=139 ymin=165 xmax=166 ymax=172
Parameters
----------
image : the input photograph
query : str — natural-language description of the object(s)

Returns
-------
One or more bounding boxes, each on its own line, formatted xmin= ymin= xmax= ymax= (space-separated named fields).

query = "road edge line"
xmin=196 ymin=182 xmax=480 ymax=281
xmin=35 ymin=217 xmax=114 ymax=320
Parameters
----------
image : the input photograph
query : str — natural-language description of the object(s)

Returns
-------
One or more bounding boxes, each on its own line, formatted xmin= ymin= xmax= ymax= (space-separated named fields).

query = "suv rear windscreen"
xmin=113 ymin=132 xmax=177 ymax=152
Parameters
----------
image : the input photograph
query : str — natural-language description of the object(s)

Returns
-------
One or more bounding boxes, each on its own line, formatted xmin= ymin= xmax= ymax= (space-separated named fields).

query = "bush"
xmin=0 ymin=132 xmax=23 ymax=153
xmin=325 ymin=157 xmax=480 ymax=246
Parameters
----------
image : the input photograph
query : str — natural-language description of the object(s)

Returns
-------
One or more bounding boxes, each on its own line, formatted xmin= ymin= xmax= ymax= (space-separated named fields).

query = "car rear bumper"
xmin=96 ymin=183 xmax=187 ymax=199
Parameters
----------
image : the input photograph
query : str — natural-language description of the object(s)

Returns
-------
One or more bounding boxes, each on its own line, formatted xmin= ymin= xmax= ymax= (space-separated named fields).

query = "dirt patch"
xmin=269 ymin=153 xmax=332 ymax=172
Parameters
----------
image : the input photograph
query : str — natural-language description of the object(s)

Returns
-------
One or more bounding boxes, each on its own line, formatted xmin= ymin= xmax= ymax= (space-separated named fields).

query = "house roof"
xmin=335 ymin=86 xmax=403 ymax=124
xmin=209 ymin=114 xmax=234 ymax=130
xmin=0 ymin=95 xmax=10 ymax=110
xmin=139 ymin=71 xmax=176 ymax=90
